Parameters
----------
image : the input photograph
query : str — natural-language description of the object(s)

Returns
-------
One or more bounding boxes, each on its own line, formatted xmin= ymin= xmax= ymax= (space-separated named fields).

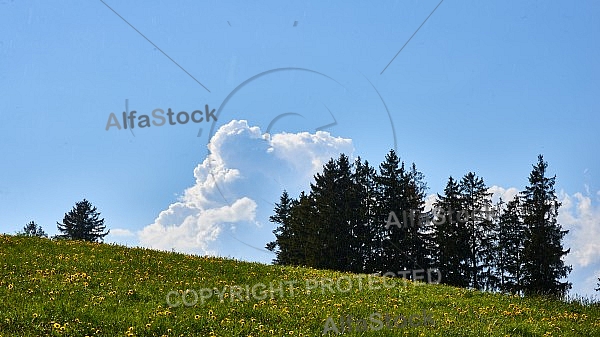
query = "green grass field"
xmin=1 ymin=235 xmax=599 ymax=336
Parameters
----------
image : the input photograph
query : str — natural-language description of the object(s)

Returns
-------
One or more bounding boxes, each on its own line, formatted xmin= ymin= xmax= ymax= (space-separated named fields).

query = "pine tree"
xmin=267 ymin=191 xmax=319 ymax=267
xmin=374 ymin=150 xmax=408 ymax=274
xmin=520 ymin=155 xmax=571 ymax=297
xmin=432 ymin=176 xmax=470 ymax=288
xmin=290 ymin=192 xmax=318 ymax=267
xmin=56 ymin=199 xmax=109 ymax=242
xmin=374 ymin=150 xmax=429 ymax=277
xmin=309 ymin=154 xmax=355 ymax=271
xmin=267 ymin=155 xmax=370 ymax=271
xmin=266 ymin=190 xmax=295 ymax=264
xmin=493 ymin=196 xmax=525 ymax=294
xmin=17 ymin=221 xmax=47 ymax=238
xmin=403 ymin=163 xmax=430 ymax=272
xmin=349 ymin=157 xmax=378 ymax=273
xmin=459 ymin=172 xmax=494 ymax=290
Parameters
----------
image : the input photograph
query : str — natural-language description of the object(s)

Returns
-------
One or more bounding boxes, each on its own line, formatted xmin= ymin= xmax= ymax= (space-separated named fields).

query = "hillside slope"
xmin=0 ymin=235 xmax=598 ymax=336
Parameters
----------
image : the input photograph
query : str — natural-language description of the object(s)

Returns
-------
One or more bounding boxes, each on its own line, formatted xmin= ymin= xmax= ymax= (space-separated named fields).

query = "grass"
xmin=1 ymin=234 xmax=599 ymax=336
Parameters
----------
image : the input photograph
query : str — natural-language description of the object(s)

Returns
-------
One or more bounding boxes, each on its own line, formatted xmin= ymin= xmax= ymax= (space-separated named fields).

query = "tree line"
xmin=267 ymin=150 xmax=573 ymax=297
xmin=16 ymin=199 xmax=109 ymax=242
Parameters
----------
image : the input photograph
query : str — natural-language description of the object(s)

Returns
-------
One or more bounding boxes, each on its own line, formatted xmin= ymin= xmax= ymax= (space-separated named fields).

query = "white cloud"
xmin=138 ymin=197 xmax=256 ymax=255
xmin=269 ymin=131 xmax=353 ymax=175
xmin=137 ymin=120 xmax=353 ymax=258
xmin=559 ymin=191 xmax=600 ymax=267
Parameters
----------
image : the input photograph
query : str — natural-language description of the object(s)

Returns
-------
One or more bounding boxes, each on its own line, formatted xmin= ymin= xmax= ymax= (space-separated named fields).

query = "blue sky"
xmin=1 ymin=0 xmax=599 ymax=298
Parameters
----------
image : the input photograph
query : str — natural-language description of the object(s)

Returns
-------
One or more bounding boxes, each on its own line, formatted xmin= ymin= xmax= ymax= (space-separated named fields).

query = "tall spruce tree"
xmin=266 ymin=190 xmax=295 ymax=265
xmin=309 ymin=154 xmax=355 ymax=271
xmin=432 ymin=176 xmax=470 ymax=288
xmin=349 ymin=157 xmax=378 ymax=273
xmin=493 ymin=196 xmax=525 ymax=294
xmin=374 ymin=150 xmax=408 ymax=274
xmin=266 ymin=190 xmax=319 ymax=267
xmin=290 ymin=192 xmax=319 ymax=267
xmin=267 ymin=155 xmax=373 ymax=272
xmin=403 ymin=163 xmax=430 ymax=272
xmin=56 ymin=199 xmax=109 ymax=242
xmin=374 ymin=150 xmax=429 ymax=277
xmin=459 ymin=172 xmax=494 ymax=290
xmin=520 ymin=155 xmax=571 ymax=297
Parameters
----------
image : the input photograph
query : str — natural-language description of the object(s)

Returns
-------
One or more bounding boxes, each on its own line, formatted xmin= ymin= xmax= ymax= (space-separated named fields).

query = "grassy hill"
xmin=0 ymin=235 xmax=598 ymax=336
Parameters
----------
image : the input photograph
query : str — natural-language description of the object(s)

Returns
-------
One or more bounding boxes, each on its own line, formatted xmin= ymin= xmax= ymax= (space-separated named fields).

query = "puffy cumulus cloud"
xmin=137 ymin=120 xmax=353 ymax=258
xmin=269 ymin=131 xmax=354 ymax=176
xmin=559 ymin=191 xmax=600 ymax=268
xmin=138 ymin=197 xmax=256 ymax=255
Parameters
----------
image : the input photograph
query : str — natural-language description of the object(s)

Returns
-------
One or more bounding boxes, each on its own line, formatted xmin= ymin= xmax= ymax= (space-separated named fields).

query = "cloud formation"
xmin=137 ymin=120 xmax=353 ymax=258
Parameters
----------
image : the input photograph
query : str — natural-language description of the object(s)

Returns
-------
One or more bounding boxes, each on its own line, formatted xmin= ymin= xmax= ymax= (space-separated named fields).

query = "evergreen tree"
xmin=374 ymin=150 xmax=408 ymax=274
xmin=349 ymin=157 xmax=378 ymax=273
xmin=266 ymin=190 xmax=295 ymax=264
xmin=56 ymin=199 xmax=109 ymax=242
xmin=289 ymin=192 xmax=318 ymax=267
xmin=459 ymin=172 xmax=494 ymax=290
xmin=403 ymin=163 xmax=430 ymax=272
xmin=374 ymin=150 xmax=429 ymax=277
xmin=493 ymin=196 xmax=525 ymax=294
xmin=267 ymin=155 xmax=374 ymax=272
xmin=17 ymin=221 xmax=47 ymax=238
xmin=309 ymin=154 xmax=355 ymax=271
xmin=520 ymin=155 xmax=571 ymax=297
xmin=432 ymin=176 xmax=470 ymax=288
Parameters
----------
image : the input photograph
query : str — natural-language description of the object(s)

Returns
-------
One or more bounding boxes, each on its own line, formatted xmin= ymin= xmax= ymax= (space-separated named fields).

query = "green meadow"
xmin=1 ymin=235 xmax=599 ymax=336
